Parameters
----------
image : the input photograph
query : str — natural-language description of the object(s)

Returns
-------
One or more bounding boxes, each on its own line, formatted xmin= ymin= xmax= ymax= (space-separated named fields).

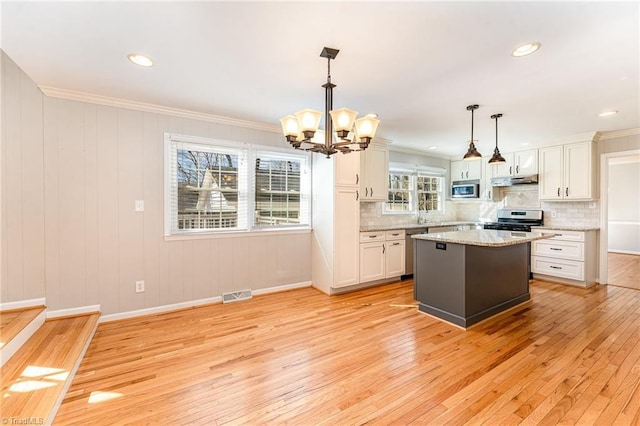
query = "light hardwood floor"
xmin=608 ymin=252 xmax=640 ymax=290
xmin=55 ymin=280 xmax=640 ymax=425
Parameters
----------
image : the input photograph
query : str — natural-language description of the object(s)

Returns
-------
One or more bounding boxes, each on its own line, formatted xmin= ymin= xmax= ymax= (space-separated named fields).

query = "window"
xmin=385 ymin=169 xmax=444 ymax=213
xmin=165 ymin=134 xmax=310 ymax=236
xmin=417 ymin=175 xmax=443 ymax=212
xmin=386 ymin=172 xmax=412 ymax=212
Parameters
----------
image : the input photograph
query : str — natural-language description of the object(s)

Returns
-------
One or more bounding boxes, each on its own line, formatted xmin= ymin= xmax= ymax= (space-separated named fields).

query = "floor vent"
xmin=222 ymin=289 xmax=253 ymax=304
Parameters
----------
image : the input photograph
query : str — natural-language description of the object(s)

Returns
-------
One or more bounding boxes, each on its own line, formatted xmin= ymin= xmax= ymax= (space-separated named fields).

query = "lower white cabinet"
xmin=531 ymin=229 xmax=596 ymax=287
xmin=359 ymin=230 xmax=405 ymax=283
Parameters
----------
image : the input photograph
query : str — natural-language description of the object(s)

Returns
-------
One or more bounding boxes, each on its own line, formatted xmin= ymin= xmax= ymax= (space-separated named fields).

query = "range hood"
xmin=490 ymin=174 xmax=538 ymax=187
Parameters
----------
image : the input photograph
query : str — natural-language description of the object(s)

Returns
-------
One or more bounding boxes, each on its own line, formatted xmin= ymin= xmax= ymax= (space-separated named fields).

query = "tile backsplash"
xmin=360 ymin=185 xmax=600 ymax=228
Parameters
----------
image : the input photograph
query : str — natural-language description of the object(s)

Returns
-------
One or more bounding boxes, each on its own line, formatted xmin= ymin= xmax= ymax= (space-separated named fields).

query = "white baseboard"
xmin=608 ymin=249 xmax=640 ymax=255
xmin=100 ymin=280 xmax=313 ymax=323
xmin=252 ymin=281 xmax=312 ymax=296
xmin=0 ymin=298 xmax=46 ymax=311
xmin=0 ymin=309 xmax=46 ymax=367
xmin=99 ymin=296 xmax=223 ymax=323
xmin=47 ymin=305 xmax=101 ymax=319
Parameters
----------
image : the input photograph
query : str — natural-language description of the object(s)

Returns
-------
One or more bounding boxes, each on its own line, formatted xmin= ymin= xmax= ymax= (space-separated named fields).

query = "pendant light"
xmin=488 ymin=113 xmax=506 ymax=165
xmin=463 ymin=104 xmax=482 ymax=161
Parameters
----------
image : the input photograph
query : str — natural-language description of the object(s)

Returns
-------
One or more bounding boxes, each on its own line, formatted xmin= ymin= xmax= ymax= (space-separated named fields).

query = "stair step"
xmin=1 ymin=306 xmax=47 ymax=366
xmin=0 ymin=313 xmax=100 ymax=424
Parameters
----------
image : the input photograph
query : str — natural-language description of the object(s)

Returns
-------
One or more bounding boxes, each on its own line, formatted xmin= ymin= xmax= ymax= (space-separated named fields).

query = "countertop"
xmin=360 ymin=221 xmax=484 ymax=232
xmin=413 ymin=229 xmax=554 ymax=247
xmin=531 ymin=225 xmax=600 ymax=232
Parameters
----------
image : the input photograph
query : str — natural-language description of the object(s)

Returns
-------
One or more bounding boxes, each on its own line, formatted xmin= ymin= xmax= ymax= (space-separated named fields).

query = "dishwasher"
xmin=403 ymin=228 xmax=427 ymax=279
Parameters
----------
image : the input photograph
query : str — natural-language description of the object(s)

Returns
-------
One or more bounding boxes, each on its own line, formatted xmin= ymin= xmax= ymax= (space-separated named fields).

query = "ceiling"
xmin=2 ymin=1 xmax=638 ymax=159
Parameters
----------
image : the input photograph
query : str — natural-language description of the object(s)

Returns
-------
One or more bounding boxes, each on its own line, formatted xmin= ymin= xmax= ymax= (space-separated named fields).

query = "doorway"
xmin=599 ymin=150 xmax=640 ymax=289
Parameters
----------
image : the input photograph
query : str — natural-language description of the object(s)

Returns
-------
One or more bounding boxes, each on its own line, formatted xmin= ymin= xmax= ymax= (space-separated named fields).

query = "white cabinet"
xmin=359 ymin=230 xmax=405 ymax=283
xmin=539 ymin=142 xmax=597 ymax=201
xmin=334 ymin=187 xmax=361 ymax=287
xmin=531 ymin=229 xmax=597 ymax=287
xmin=490 ymin=149 xmax=538 ymax=178
xmin=451 ymin=160 xmax=482 ymax=181
xmin=335 ymin=149 xmax=361 ymax=187
xmin=360 ymin=141 xmax=389 ymax=201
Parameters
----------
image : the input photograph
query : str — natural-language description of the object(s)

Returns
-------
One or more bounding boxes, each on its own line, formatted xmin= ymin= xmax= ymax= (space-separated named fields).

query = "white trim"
xmin=47 ymin=305 xmax=101 ymax=319
xmin=389 ymin=146 xmax=452 ymax=161
xmin=99 ymin=296 xmax=223 ymax=323
xmin=599 ymin=148 xmax=640 ymax=285
xmin=0 ymin=298 xmax=46 ymax=311
xmin=39 ymin=86 xmax=281 ymax=134
xmin=164 ymin=227 xmax=311 ymax=241
xmin=46 ymin=315 xmax=99 ymax=426
xmin=99 ymin=280 xmax=313 ymax=323
xmin=0 ymin=309 xmax=46 ymax=367
xmin=608 ymin=249 xmax=640 ymax=255
xmin=599 ymin=128 xmax=640 ymax=140
xmin=252 ymin=281 xmax=312 ymax=296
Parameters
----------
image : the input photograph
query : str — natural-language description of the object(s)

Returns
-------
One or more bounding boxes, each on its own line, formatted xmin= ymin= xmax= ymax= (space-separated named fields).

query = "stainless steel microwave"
xmin=451 ymin=180 xmax=480 ymax=198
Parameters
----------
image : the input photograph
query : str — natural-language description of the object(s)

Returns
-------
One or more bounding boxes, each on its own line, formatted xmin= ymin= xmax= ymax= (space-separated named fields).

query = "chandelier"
xmin=280 ymin=47 xmax=380 ymax=158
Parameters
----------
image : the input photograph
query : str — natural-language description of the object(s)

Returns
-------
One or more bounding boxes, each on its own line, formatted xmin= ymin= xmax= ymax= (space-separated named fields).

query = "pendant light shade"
xmin=463 ymin=104 xmax=482 ymax=161
xmin=488 ymin=113 xmax=507 ymax=165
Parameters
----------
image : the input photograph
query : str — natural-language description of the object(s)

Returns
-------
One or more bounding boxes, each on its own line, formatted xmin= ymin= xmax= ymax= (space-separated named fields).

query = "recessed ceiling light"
xmin=599 ymin=110 xmax=619 ymax=117
xmin=428 ymin=146 xmax=437 ymax=150
xmin=512 ymin=42 xmax=541 ymax=57
xmin=366 ymin=113 xmax=379 ymax=119
xmin=520 ymin=142 xmax=529 ymax=146
xmin=127 ymin=53 xmax=153 ymax=67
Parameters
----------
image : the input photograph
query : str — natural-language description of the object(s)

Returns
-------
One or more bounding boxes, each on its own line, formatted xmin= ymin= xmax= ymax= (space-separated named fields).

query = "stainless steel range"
xmin=483 ymin=209 xmax=543 ymax=232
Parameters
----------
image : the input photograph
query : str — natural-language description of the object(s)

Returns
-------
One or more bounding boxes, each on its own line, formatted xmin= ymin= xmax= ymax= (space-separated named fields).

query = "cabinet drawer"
xmin=532 ymin=240 xmax=584 ymax=261
xmin=534 ymin=229 xmax=584 ymax=242
xmin=360 ymin=231 xmax=385 ymax=242
xmin=532 ymin=256 xmax=584 ymax=281
xmin=385 ymin=230 xmax=405 ymax=241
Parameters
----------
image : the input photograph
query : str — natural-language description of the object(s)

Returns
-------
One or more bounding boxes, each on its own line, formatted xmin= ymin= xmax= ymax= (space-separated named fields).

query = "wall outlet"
xmin=589 ymin=202 xmax=597 ymax=209
xmin=551 ymin=211 xmax=558 ymax=218
xmin=135 ymin=200 xmax=144 ymax=212
xmin=135 ymin=280 xmax=145 ymax=293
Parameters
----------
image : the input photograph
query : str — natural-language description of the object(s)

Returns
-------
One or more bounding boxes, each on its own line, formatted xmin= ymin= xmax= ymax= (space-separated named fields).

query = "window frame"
xmin=164 ymin=133 xmax=311 ymax=239
xmin=384 ymin=168 xmax=445 ymax=214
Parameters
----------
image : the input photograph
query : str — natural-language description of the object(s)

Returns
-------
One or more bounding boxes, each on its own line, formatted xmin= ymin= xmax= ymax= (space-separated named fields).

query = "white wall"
xmin=1 ymin=50 xmax=311 ymax=314
xmin=0 ymin=51 xmax=46 ymax=303
xmin=608 ymin=158 xmax=640 ymax=254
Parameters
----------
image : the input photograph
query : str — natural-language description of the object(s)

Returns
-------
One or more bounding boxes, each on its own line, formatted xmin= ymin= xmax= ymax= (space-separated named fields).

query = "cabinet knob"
xmin=356 ymin=190 xmax=359 ymax=201
xmin=356 ymin=174 xmax=359 ymax=185
xmin=516 ymin=165 xmax=519 ymax=174
xmin=550 ymin=248 xmax=563 ymax=251
xmin=370 ymin=187 xmax=373 ymax=197
xmin=392 ymin=242 xmax=400 ymax=246
xmin=557 ymin=188 xmax=561 ymax=197
xmin=365 ymin=187 xmax=369 ymax=197
xmin=566 ymin=187 xmax=569 ymax=197
xmin=509 ymin=166 xmax=512 ymax=175
xmin=383 ymin=244 xmax=386 ymax=254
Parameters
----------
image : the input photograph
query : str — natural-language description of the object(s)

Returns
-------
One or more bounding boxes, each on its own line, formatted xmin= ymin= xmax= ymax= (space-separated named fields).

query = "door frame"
xmin=599 ymin=148 xmax=640 ymax=284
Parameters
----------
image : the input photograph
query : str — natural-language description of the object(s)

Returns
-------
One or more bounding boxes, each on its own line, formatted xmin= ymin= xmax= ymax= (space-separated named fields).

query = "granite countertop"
xmin=413 ymin=229 xmax=554 ymax=247
xmin=531 ymin=225 xmax=600 ymax=231
xmin=360 ymin=221 xmax=484 ymax=232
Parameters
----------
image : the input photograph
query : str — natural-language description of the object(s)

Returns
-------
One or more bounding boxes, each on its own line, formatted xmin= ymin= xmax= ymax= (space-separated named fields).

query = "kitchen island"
xmin=413 ymin=229 xmax=553 ymax=328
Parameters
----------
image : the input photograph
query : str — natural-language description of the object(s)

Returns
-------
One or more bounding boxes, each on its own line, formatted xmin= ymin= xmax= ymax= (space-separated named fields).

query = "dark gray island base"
xmin=413 ymin=230 xmax=553 ymax=328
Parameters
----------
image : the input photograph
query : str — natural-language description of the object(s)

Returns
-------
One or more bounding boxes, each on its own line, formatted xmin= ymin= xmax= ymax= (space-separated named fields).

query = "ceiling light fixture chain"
xmin=488 ymin=113 xmax=506 ymax=165
xmin=463 ymin=104 xmax=482 ymax=161
xmin=280 ymin=47 xmax=380 ymax=158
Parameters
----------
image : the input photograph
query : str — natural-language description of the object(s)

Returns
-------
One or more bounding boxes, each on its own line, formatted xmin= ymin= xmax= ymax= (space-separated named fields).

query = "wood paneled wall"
xmin=1 ymin=51 xmax=46 ymax=303
xmin=1 ymin=51 xmax=310 ymax=314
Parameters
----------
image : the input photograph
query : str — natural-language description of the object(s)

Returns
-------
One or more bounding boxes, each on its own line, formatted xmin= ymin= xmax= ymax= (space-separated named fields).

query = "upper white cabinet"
xmin=490 ymin=149 xmax=538 ymax=178
xmin=335 ymin=149 xmax=361 ymax=187
xmin=451 ymin=159 xmax=482 ymax=181
xmin=539 ymin=141 xmax=597 ymax=201
xmin=360 ymin=141 xmax=389 ymax=201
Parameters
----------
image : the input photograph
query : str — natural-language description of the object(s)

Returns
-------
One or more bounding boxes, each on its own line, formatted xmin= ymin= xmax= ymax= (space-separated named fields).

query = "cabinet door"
xmin=538 ymin=146 xmax=564 ymax=200
xmin=359 ymin=242 xmax=385 ymax=283
xmin=564 ymin=142 xmax=591 ymax=199
xmin=515 ymin=149 xmax=538 ymax=176
xmin=450 ymin=160 xmax=466 ymax=181
xmin=490 ymin=153 xmax=515 ymax=178
xmin=466 ymin=160 xmax=482 ymax=180
xmin=335 ymin=151 xmax=361 ymax=187
xmin=385 ymin=240 xmax=405 ymax=278
xmin=361 ymin=144 xmax=388 ymax=201
xmin=334 ymin=187 xmax=360 ymax=287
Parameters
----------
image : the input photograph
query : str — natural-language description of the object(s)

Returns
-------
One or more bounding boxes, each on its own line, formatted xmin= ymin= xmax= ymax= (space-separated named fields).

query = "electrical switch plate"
xmin=135 ymin=280 xmax=145 ymax=293
xmin=135 ymin=200 xmax=144 ymax=212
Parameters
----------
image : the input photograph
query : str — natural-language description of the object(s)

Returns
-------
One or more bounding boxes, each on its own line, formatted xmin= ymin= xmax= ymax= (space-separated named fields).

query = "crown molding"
xmin=38 ymin=86 xmax=281 ymax=134
xmin=389 ymin=145 xmax=452 ymax=161
xmin=598 ymin=128 xmax=640 ymax=140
